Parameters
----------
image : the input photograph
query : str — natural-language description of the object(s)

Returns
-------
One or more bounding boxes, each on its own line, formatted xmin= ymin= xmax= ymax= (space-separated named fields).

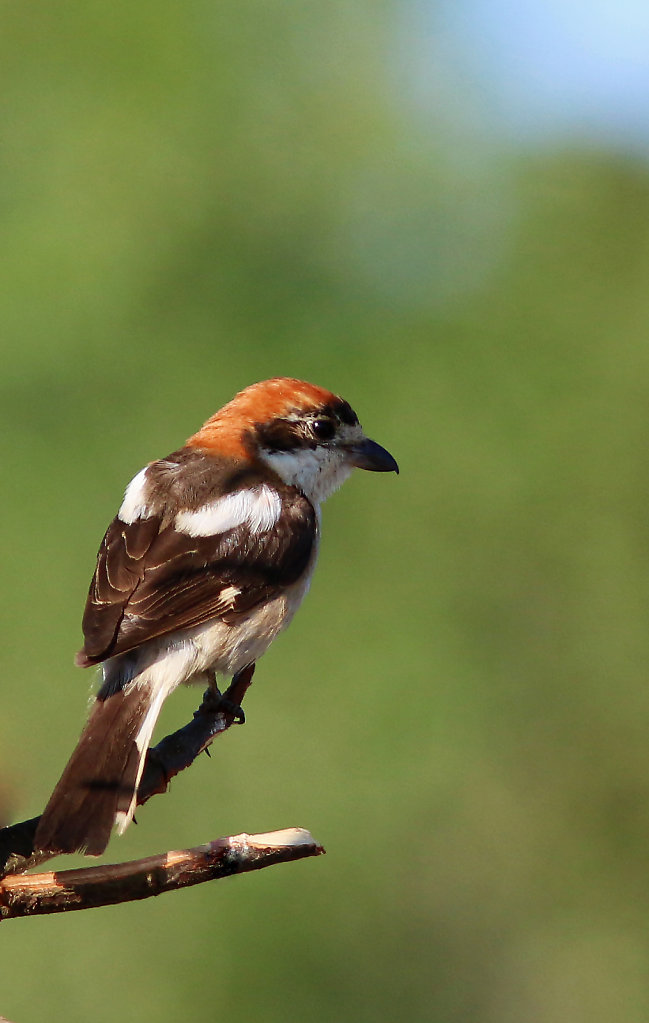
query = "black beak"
xmin=350 ymin=437 xmax=399 ymax=474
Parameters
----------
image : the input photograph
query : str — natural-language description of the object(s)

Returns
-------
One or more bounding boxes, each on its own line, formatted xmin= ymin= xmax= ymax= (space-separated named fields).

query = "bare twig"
xmin=0 ymin=666 xmax=256 ymax=878
xmin=0 ymin=828 xmax=324 ymax=919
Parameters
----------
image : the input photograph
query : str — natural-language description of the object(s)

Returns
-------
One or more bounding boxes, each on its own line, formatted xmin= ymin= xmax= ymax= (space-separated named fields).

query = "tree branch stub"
xmin=0 ymin=828 xmax=324 ymax=920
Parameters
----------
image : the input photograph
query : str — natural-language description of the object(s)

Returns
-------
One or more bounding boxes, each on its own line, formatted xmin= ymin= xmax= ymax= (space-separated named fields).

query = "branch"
xmin=0 ymin=828 xmax=324 ymax=919
xmin=0 ymin=666 xmax=256 ymax=877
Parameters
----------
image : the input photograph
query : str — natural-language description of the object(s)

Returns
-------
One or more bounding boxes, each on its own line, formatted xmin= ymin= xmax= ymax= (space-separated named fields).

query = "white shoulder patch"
xmin=118 ymin=467 xmax=151 ymax=524
xmin=175 ymin=485 xmax=282 ymax=537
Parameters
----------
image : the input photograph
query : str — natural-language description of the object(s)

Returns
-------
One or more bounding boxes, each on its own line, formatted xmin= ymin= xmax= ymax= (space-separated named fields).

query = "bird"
xmin=35 ymin=377 xmax=398 ymax=856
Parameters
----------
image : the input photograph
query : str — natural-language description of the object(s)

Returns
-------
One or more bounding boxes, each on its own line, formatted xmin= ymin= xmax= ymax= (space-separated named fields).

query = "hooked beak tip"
xmin=350 ymin=438 xmax=399 ymax=474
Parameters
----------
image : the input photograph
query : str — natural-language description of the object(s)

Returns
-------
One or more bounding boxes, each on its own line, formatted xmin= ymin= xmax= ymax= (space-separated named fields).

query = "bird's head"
xmin=188 ymin=377 xmax=398 ymax=504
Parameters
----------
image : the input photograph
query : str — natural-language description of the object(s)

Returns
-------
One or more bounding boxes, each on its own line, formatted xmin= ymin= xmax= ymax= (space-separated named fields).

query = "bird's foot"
xmin=214 ymin=694 xmax=246 ymax=724
xmin=200 ymin=677 xmax=246 ymax=724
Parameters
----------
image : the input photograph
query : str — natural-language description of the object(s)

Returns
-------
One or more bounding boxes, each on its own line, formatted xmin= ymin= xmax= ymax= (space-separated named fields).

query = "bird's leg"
xmin=201 ymin=665 xmax=254 ymax=725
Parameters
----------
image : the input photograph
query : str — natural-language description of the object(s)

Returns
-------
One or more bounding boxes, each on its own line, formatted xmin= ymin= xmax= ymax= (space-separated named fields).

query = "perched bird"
xmin=35 ymin=377 xmax=398 ymax=855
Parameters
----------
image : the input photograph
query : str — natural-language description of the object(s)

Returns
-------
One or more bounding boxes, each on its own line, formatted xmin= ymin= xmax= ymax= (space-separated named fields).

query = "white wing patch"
xmin=218 ymin=584 xmax=241 ymax=608
xmin=118 ymin=467 xmax=151 ymax=524
xmin=175 ymin=485 xmax=283 ymax=538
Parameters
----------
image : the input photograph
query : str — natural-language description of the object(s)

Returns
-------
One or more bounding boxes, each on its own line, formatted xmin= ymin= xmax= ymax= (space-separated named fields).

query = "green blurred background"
xmin=3 ymin=2 xmax=649 ymax=1020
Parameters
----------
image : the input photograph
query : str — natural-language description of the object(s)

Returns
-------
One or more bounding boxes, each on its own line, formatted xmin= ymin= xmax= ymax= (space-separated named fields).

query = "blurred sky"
xmin=408 ymin=0 xmax=649 ymax=155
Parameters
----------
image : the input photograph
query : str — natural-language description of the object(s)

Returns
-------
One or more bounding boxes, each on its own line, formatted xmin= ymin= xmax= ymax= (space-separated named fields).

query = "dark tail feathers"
xmin=35 ymin=684 xmax=153 ymax=857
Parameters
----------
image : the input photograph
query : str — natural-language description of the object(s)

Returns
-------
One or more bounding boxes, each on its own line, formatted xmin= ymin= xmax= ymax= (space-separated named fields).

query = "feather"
xmin=35 ymin=684 xmax=154 ymax=856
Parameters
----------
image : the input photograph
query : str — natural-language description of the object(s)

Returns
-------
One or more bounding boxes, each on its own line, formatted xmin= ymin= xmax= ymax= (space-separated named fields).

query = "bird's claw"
xmin=217 ymin=696 xmax=246 ymax=724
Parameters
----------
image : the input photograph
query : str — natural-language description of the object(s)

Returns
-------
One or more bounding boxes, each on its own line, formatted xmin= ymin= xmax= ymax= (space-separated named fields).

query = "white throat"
xmin=260 ymin=446 xmax=354 ymax=506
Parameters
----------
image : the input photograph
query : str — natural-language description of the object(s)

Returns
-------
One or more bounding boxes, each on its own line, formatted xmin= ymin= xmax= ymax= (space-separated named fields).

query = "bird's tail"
xmin=35 ymin=678 xmax=165 ymax=857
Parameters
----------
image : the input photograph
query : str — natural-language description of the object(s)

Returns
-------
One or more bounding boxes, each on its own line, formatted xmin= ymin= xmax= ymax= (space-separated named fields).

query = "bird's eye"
xmin=311 ymin=417 xmax=336 ymax=441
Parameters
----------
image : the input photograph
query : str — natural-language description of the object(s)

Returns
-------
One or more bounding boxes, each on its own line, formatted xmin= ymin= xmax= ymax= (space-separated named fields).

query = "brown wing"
xmin=77 ymin=491 xmax=316 ymax=666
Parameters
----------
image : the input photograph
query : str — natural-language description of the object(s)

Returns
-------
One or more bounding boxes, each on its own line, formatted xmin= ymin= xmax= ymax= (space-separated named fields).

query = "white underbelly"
xmin=189 ymin=589 xmax=298 ymax=676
